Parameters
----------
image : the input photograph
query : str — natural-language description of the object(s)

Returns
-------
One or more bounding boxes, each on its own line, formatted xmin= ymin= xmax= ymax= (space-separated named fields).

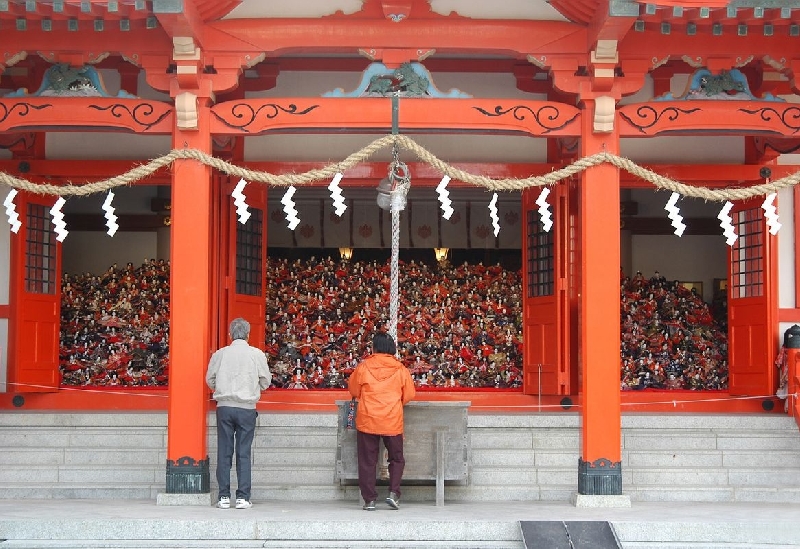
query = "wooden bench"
xmin=335 ymin=400 xmax=470 ymax=506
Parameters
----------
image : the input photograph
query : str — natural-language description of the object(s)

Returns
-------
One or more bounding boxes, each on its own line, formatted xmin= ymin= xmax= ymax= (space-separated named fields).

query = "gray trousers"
xmin=215 ymin=406 xmax=258 ymax=501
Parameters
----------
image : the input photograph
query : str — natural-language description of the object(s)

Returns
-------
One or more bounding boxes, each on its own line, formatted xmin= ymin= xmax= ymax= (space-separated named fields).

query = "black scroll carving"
xmin=88 ymin=103 xmax=171 ymax=131
xmin=619 ymin=105 xmax=700 ymax=134
xmin=0 ymin=102 xmax=52 ymax=125
xmin=212 ymin=102 xmax=320 ymax=132
xmin=473 ymin=104 xmax=578 ymax=134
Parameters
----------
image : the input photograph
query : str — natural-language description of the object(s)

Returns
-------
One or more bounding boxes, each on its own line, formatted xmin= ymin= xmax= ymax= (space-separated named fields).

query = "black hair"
xmin=372 ymin=332 xmax=397 ymax=355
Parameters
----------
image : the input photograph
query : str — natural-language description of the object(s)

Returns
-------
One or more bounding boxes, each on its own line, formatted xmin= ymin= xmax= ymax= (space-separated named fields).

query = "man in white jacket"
xmin=206 ymin=318 xmax=271 ymax=509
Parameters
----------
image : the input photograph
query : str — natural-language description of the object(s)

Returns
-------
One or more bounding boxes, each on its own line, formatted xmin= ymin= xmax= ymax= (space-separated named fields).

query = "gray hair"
xmin=229 ymin=318 xmax=251 ymax=341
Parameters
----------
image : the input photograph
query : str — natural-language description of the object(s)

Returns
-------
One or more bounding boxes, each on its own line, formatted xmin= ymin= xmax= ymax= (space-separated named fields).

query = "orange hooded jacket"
xmin=348 ymin=352 xmax=416 ymax=436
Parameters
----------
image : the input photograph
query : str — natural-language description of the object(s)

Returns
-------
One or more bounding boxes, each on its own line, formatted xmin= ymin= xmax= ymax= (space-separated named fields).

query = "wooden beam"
xmin=622 ymin=216 xmax=721 ymax=235
xmin=64 ymin=213 xmax=170 ymax=231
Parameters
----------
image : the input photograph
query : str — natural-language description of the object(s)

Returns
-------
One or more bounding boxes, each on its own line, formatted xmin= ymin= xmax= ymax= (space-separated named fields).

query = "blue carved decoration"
xmin=6 ymin=63 xmax=137 ymax=98
xmin=655 ymin=68 xmax=782 ymax=102
xmin=323 ymin=62 xmax=471 ymax=98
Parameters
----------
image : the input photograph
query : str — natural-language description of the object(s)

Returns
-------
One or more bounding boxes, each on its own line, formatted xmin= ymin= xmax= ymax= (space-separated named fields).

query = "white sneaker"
xmin=235 ymin=498 xmax=252 ymax=509
xmin=217 ymin=496 xmax=230 ymax=509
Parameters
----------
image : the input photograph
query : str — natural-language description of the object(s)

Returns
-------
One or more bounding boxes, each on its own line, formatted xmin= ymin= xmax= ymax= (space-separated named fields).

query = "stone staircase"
xmin=1 ymin=411 xmax=799 ymax=503
xmin=1 ymin=410 xmax=800 ymax=547
xmin=621 ymin=414 xmax=800 ymax=503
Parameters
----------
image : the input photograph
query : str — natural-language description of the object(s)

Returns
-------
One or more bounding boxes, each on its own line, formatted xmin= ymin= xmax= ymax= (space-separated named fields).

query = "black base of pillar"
xmin=578 ymin=458 xmax=622 ymax=495
xmin=166 ymin=456 xmax=210 ymax=494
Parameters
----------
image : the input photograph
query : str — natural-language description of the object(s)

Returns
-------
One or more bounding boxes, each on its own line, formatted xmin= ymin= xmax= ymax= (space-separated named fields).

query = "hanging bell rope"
xmin=379 ymin=142 xmax=410 ymax=344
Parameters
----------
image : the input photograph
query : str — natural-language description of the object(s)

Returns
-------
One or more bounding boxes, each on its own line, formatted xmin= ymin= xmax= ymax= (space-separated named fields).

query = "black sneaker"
xmin=363 ymin=500 xmax=376 ymax=511
xmin=386 ymin=492 xmax=400 ymax=510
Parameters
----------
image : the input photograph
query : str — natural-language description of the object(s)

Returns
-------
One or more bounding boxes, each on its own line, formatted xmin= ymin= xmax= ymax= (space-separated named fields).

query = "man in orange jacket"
xmin=348 ymin=331 xmax=416 ymax=510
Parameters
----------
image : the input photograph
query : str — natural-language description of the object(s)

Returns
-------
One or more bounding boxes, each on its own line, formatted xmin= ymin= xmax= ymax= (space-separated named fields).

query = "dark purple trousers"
xmin=356 ymin=430 xmax=404 ymax=503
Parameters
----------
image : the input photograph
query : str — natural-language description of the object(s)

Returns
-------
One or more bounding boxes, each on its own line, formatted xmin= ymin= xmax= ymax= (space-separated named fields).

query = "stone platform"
xmin=0 ymin=498 xmax=799 ymax=548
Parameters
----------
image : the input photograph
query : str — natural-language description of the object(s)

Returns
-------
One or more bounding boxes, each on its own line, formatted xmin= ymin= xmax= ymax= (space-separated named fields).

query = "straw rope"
xmin=4 ymin=380 xmax=794 ymax=410
xmin=0 ymin=133 xmax=794 ymax=201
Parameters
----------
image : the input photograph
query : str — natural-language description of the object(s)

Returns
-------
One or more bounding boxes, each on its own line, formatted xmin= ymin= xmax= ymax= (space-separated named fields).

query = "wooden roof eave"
xmin=0 ymin=97 xmax=173 ymax=135
xmin=618 ymin=31 xmax=795 ymax=73
xmin=209 ymin=97 xmax=582 ymax=138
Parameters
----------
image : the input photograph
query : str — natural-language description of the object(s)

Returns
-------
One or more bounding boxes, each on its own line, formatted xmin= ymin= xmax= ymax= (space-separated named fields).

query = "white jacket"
xmin=206 ymin=340 xmax=271 ymax=409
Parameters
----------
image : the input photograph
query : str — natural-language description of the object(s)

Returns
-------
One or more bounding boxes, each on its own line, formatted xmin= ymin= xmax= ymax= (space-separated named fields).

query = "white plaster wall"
xmin=244 ymin=132 xmax=548 ymax=163
xmin=630 ymin=235 xmax=727 ymax=303
xmin=777 ymin=185 xmax=796 ymax=310
xmin=777 ymin=101 xmax=800 ymax=348
xmin=621 ymin=136 xmax=744 ymax=164
xmin=778 ymin=154 xmax=800 ymax=301
xmin=61 ymin=232 xmax=158 ymax=275
xmin=46 ymin=133 xmax=171 ymax=160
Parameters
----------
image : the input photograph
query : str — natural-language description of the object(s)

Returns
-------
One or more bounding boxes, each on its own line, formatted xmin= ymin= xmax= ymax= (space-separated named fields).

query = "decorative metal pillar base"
xmin=166 ymin=456 xmax=210 ymax=494
xmin=578 ymin=457 xmax=622 ymax=495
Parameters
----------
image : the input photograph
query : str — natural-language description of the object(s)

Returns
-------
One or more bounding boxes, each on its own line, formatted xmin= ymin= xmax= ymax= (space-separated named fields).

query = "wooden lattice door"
xmin=217 ymin=176 xmax=268 ymax=350
xmin=8 ymin=192 xmax=61 ymax=392
xmin=727 ymin=198 xmax=777 ymax=396
xmin=521 ymin=182 xmax=574 ymax=396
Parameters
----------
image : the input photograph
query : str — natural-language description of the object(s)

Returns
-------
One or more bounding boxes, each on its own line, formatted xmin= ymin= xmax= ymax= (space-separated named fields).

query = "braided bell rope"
xmin=0 ymin=133 xmax=796 ymax=201
xmin=389 ymin=205 xmax=400 ymax=342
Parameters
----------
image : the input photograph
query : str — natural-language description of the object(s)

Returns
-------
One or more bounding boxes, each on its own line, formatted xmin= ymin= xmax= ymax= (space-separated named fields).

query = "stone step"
xmin=623 ymin=545 xmax=800 ymax=549
xmin=0 ymin=518 xmax=523 ymax=546
xmin=0 ymin=541 xmax=524 ymax=549
xmin=613 ymin=521 xmax=800 ymax=547
xmin=3 ymin=517 xmax=799 ymax=549
xmin=2 ymin=412 xmax=800 ymax=503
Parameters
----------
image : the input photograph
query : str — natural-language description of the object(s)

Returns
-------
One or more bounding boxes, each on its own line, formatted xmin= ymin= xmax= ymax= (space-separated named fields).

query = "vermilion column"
xmin=578 ymin=97 xmax=623 ymax=495
xmin=165 ymin=98 xmax=213 ymax=494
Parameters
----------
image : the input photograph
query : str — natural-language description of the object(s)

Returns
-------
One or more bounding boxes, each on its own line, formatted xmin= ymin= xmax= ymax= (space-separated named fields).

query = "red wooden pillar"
xmin=577 ymin=98 xmax=623 ymax=496
xmin=165 ymin=97 xmax=213 ymax=494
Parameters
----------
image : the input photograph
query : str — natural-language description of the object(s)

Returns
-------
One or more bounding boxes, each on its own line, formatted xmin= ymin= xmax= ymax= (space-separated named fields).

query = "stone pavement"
xmin=1 ymin=498 xmax=800 ymax=548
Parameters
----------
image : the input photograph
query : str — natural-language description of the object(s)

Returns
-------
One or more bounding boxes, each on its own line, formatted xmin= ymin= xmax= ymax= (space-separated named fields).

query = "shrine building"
xmin=1 ymin=0 xmax=800 ymax=504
